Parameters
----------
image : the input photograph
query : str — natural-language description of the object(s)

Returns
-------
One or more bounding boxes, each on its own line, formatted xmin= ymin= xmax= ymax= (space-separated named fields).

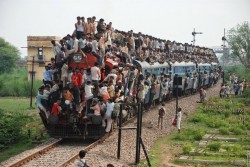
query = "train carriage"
xmin=171 ymin=61 xmax=197 ymax=92
xmin=198 ymin=63 xmax=211 ymax=87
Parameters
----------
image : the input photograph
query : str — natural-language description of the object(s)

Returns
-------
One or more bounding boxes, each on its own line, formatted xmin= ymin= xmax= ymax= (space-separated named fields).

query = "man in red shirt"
xmin=71 ymin=69 xmax=79 ymax=87
xmin=76 ymin=68 xmax=83 ymax=88
xmin=48 ymin=99 xmax=61 ymax=124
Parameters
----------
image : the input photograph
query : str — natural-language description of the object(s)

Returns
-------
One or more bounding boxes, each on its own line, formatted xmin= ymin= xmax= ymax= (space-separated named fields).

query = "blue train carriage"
xmin=171 ymin=61 xmax=197 ymax=93
xmin=211 ymin=62 xmax=219 ymax=70
xmin=198 ymin=63 xmax=212 ymax=87
xmin=132 ymin=60 xmax=169 ymax=104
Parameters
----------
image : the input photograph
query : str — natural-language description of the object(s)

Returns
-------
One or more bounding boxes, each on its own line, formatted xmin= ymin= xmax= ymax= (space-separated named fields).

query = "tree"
xmin=227 ymin=22 xmax=250 ymax=68
xmin=0 ymin=38 xmax=21 ymax=73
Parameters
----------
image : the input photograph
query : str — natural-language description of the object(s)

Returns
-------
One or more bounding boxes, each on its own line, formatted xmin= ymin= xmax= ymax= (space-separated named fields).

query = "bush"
xmin=183 ymin=145 xmax=192 ymax=154
xmin=193 ymin=130 xmax=205 ymax=141
xmin=223 ymin=110 xmax=231 ymax=118
xmin=173 ymin=128 xmax=205 ymax=141
xmin=230 ymin=127 xmax=244 ymax=135
xmin=229 ymin=125 xmax=245 ymax=135
xmin=241 ymin=89 xmax=250 ymax=99
xmin=188 ymin=113 xmax=206 ymax=123
xmin=205 ymin=117 xmax=229 ymax=128
xmin=0 ymin=109 xmax=32 ymax=151
xmin=207 ymin=142 xmax=221 ymax=151
xmin=219 ymin=127 xmax=230 ymax=135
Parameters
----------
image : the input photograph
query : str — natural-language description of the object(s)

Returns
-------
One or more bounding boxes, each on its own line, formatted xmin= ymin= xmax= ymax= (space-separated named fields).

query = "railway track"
xmin=3 ymin=104 xmax=139 ymax=167
xmin=1 ymin=138 xmax=61 ymax=167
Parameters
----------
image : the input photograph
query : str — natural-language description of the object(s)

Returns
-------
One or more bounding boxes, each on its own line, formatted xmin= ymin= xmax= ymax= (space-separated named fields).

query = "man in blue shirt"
xmin=43 ymin=66 xmax=53 ymax=86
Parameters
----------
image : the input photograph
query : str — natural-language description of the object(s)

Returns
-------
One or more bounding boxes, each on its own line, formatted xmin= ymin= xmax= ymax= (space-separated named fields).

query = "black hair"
xmin=79 ymin=150 xmax=86 ymax=158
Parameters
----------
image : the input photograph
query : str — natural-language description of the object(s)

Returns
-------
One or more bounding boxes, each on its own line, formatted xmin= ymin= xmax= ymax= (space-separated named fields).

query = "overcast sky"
xmin=0 ymin=0 xmax=249 ymax=57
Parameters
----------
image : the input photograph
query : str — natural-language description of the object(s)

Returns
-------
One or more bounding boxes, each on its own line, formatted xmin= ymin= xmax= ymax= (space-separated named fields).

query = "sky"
xmin=0 ymin=0 xmax=250 ymax=57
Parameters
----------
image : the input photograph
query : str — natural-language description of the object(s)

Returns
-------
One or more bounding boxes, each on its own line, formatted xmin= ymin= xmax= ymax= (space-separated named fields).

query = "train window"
xmin=174 ymin=67 xmax=186 ymax=74
xmin=186 ymin=66 xmax=196 ymax=72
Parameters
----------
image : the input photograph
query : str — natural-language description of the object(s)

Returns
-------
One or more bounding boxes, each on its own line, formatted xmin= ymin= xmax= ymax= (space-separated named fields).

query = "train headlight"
xmin=73 ymin=54 xmax=82 ymax=63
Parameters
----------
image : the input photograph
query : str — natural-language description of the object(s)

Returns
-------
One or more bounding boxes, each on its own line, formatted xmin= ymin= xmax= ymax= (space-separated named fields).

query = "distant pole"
xmin=30 ymin=56 xmax=34 ymax=108
xmin=175 ymin=75 xmax=179 ymax=115
xmin=222 ymin=28 xmax=226 ymax=84
xmin=135 ymin=103 xmax=141 ymax=164
xmin=223 ymin=28 xmax=226 ymax=68
xmin=192 ymin=28 xmax=203 ymax=45
xmin=117 ymin=103 xmax=123 ymax=159
xmin=193 ymin=28 xmax=196 ymax=45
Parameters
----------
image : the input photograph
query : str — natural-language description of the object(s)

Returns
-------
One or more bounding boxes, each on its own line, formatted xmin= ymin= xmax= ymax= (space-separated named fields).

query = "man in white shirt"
xmin=103 ymin=71 xmax=117 ymax=85
xmin=66 ymin=34 xmax=79 ymax=56
xmin=51 ymin=40 xmax=61 ymax=57
xmin=85 ymin=81 xmax=94 ymax=114
xmin=91 ymin=62 xmax=101 ymax=81
xmin=102 ymin=99 xmax=115 ymax=132
xmin=91 ymin=62 xmax=101 ymax=96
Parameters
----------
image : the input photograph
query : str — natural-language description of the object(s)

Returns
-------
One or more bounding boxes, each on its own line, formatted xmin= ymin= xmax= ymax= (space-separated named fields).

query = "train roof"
xmin=172 ymin=61 xmax=195 ymax=67
xmin=134 ymin=60 xmax=171 ymax=69
xmin=133 ymin=60 xmax=150 ymax=68
xmin=198 ymin=63 xmax=211 ymax=66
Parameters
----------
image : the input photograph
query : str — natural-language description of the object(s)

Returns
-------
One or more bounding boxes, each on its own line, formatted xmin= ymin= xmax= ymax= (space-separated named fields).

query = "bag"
xmin=172 ymin=117 xmax=177 ymax=126
xmin=80 ymin=160 xmax=89 ymax=167
xmin=111 ymin=110 xmax=117 ymax=119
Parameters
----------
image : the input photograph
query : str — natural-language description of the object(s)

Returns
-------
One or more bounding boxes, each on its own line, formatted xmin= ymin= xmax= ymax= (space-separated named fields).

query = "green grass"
xmin=0 ymin=67 xmax=41 ymax=97
xmin=0 ymin=97 xmax=35 ymax=112
xmin=0 ymin=98 xmax=48 ymax=163
xmin=145 ymin=84 xmax=250 ymax=166
xmin=0 ymin=137 xmax=33 ymax=162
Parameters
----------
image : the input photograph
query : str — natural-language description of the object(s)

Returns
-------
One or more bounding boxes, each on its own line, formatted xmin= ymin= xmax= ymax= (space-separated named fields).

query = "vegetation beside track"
xmin=0 ymin=67 xmax=41 ymax=97
xmin=0 ymin=98 xmax=48 ymax=162
xmin=143 ymin=66 xmax=250 ymax=167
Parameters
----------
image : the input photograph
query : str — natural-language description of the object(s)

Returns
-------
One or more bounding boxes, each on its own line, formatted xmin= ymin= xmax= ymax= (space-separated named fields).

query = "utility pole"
xmin=30 ymin=56 xmax=35 ymax=108
xmin=222 ymin=28 xmax=227 ymax=84
xmin=192 ymin=28 xmax=203 ymax=45
xmin=222 ymin=28 xmax=227 ymax=67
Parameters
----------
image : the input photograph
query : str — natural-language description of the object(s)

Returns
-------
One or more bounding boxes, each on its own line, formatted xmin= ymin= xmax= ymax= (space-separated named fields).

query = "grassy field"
xmin=143 ymin=96 xmax=250 ymax=167
xmin=0 ymin=97 xmax=47 ymax=162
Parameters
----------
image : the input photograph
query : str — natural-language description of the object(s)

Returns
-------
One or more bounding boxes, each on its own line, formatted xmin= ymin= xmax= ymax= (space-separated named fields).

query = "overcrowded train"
xmin=37 ymin=16 xmax=221 ymax=140
xmin=39 ymin=52 xmax=220 ymax=140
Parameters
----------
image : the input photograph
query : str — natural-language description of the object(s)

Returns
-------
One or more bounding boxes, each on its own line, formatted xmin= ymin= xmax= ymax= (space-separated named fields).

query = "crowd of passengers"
xmin=219 ymin=73 xmax=249 ymax=97
xmin=36 ymin=16 xmax=219 ymax=133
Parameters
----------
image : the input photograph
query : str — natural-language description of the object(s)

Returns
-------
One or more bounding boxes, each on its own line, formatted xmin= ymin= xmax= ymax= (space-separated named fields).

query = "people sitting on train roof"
xmin=66 ymin=34 xmax=79 ymax=56
xmin=75 ymin=16 xmax=85 ymax=40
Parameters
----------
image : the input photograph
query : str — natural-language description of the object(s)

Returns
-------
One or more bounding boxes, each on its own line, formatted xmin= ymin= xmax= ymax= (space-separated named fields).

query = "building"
xmin=27 ymin=36 xmax=60 ymax=80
